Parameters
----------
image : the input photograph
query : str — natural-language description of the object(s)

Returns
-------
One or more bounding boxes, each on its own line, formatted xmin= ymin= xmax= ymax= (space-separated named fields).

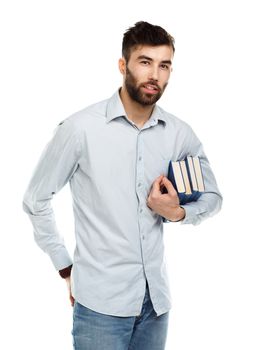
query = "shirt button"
xmin=140 ymin=208 xmax=143 ymax=213
xmin=139 ymin=156 xmax=142 ymax=161
xmin=142 ymin=235 xmax=145 ymax=240
xmin=138 ymin=183 xmax=142 ymax=187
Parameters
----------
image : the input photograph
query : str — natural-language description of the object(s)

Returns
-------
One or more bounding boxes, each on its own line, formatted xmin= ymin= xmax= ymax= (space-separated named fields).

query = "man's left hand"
xmin=146 ymin=175 xmax=185 ymax=222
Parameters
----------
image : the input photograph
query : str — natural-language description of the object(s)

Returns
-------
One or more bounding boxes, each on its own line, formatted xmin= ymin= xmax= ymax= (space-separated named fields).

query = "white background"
xmin=1 ymin=0 xmax=253 ymax=349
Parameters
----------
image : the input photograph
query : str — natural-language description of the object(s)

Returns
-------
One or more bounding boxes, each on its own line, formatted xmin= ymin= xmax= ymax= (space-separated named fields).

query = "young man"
xmin=23 ymin=21 xmax=222 ymax=350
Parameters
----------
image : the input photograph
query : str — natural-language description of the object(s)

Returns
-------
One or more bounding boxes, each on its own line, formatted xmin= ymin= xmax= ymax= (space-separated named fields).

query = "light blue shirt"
xmin=23 ymin=88 xmax=222 ymax=317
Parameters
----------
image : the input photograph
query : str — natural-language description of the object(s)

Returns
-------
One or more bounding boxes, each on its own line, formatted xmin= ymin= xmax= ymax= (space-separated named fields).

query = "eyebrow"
xmin=137 ymin=55 xmax=172 ymax=65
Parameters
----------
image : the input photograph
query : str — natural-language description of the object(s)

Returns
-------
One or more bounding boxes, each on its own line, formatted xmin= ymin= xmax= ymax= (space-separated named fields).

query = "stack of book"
xmin=162 ymin=156 xmax=205 ymax=205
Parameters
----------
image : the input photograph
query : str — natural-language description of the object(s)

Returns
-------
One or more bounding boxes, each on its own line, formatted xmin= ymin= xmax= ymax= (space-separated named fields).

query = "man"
xmin=23 ymin=21 xmax=222 ymax=350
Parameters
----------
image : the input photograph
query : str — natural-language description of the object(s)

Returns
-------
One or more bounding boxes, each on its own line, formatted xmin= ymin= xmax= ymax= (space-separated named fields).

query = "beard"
xmin=125 ymin=66 xmax=168 ymax=106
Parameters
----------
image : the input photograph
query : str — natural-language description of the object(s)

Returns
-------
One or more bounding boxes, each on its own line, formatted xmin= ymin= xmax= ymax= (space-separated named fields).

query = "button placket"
xmin=136 ymin=132 xmax=146 ymax=243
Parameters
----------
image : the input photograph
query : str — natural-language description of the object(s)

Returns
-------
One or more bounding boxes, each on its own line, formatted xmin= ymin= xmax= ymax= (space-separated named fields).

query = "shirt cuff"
xmin=49 ymin=247 xmax=73 ymax=271
xmin=180 ymin=203 xmax=207 ymax=225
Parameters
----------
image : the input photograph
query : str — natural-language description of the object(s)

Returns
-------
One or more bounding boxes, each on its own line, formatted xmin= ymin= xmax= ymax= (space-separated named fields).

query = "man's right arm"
xmin=23 ymin=119 xmax=81 ymax=273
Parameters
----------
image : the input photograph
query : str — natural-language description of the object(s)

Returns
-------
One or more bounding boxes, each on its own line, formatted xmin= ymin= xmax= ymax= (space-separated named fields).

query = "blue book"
xmin=162 ymin=156 xmax=205 ymax=205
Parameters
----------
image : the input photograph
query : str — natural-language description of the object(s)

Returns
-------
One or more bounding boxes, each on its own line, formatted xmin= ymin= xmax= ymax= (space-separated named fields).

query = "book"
xmin=162 ymin=156 xmax=205 ymax=205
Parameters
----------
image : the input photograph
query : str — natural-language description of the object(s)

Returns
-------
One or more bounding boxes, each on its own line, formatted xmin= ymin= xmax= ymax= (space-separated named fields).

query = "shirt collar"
xmin=105 ymin=88 xmax=167 ymax=126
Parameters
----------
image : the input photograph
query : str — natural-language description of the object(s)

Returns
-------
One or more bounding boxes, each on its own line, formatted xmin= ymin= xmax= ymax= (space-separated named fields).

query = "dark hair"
xmin=122 ymin=21 xmax=175 ymax=63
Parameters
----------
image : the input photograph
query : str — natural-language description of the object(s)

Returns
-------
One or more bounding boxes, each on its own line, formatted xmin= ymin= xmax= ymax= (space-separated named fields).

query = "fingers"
xmin=149 ymin=175 xmax=177 ymax=200
xmin=151 ymin=174 xmax=164 ymax=193
xmin=162 ymin=176 xmax=177 ymax=196
xmin=70 ymin=294 xmax=75 ymax=307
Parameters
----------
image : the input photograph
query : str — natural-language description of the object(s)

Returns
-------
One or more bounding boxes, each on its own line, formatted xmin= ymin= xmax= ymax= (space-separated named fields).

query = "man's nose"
xmin=148 ymin=66 xmax=159 ymax=81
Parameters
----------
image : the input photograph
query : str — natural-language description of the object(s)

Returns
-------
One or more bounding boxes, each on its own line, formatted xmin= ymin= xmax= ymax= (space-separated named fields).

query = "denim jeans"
xmin=72 ymin=280 xmax=169 ymax=350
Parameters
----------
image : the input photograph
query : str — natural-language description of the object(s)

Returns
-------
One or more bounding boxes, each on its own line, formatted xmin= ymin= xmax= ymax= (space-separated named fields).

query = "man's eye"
xmin=141 ymin=61 xmax=150 ymax=65
xmin=161 ymin=64 xmax=169 ymax=70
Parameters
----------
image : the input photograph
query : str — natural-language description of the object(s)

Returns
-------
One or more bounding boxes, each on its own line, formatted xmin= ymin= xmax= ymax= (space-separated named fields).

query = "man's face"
xmin=121 ymin=45 xmax=174 ymax=106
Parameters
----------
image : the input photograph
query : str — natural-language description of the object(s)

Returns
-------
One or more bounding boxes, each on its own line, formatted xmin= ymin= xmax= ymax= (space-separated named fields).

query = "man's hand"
xmin=146 ymin=175 xmax=185 ymax=222
xmin=65 ymin=276 xmax=75 ymax=307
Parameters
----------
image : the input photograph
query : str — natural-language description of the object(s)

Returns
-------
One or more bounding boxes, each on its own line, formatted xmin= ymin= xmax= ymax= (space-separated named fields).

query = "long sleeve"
xmin=23 ymin=119 xmax=82 ymax=270
xmin=163 ymin=124 xmax=223 ymax=225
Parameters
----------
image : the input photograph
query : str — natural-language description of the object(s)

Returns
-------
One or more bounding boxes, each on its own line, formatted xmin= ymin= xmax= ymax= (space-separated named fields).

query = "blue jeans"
xmin=72 ymin=281 xmax=169 ymax=349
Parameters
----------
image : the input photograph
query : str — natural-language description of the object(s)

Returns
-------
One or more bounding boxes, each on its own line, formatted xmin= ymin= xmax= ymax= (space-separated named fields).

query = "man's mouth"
xmin=142 ymin=83 xmax=160 ymax=94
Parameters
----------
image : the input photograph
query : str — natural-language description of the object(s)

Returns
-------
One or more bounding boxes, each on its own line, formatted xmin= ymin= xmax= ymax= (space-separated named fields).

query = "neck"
xmin=119 ymin=86 xmax=155 ymax=126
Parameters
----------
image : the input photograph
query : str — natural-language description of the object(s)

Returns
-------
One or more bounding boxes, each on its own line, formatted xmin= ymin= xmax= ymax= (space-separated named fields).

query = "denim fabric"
xmin=72 ymin=281 xmax=169 ymax=350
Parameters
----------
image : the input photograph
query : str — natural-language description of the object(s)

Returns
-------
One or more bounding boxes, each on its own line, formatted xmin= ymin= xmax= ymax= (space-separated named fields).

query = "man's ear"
xmin=118 ymin=57 xmax=126 ymax=75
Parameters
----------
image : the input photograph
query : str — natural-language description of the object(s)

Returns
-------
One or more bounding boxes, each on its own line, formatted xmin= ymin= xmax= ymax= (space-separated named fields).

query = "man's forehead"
xmin=130 ymin=44 xmax=174 ymax=60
